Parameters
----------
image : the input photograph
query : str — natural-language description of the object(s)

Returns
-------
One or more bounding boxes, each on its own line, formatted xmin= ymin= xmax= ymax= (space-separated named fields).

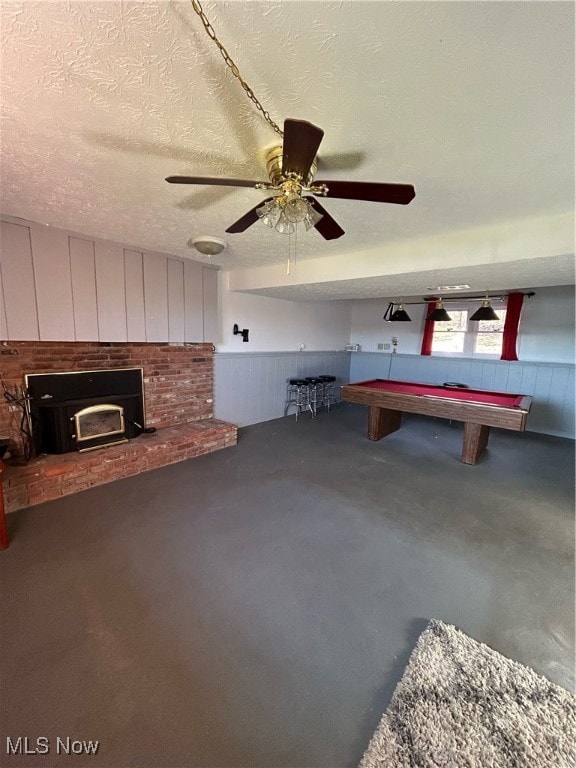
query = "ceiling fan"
xmin=166 ymin=118 xmax=415 ymax=240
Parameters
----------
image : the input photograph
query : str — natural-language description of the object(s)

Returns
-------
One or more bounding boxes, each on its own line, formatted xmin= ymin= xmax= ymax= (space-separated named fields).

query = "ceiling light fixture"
xmin=435 ymin=284 xmax=470 ymax=291
xmin=384 ymin=292 xmax=534 ymax=323
xmin=384 ymin=300 xmax=412 ymax=322
xmin=191 ymin=236 xmax=227 ymax=255
xmin=390 ymin=306 xmax=412 ymax=322
xmin=427 ymin=299 xmax=452 ymax=322
xmin=470 ymin=294 xmax=500 ymax=321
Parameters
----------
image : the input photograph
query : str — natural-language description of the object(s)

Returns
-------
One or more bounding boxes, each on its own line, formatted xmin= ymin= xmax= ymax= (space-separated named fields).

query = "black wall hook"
xmin=233 ymin=324 xmax=249 ymax=342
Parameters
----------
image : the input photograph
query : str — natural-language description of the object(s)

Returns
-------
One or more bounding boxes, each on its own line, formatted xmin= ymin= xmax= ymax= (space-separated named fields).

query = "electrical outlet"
xmin=377 ymin=343 xmax=384 ymax=350
xmin=383 ymin=343 xmax=391 ymax=350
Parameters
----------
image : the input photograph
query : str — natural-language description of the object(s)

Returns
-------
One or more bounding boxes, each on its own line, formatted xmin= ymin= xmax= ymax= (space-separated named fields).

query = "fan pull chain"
xmin=286 ymin=227 xmax=299 ymax=275
xmin=294 ymin=224 xmax=298 ymax=270
xmin=190 ymin=0 xmax=284 ymax=138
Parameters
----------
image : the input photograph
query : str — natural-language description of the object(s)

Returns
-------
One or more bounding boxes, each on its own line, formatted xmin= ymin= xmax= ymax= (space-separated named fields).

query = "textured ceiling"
xmin=1 ymin=1 xmax=574 ymax=300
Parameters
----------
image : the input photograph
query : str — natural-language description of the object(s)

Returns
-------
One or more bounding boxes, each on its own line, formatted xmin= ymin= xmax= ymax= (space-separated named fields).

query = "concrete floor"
xmin=0 ymin=405 xmax=574 ymax=768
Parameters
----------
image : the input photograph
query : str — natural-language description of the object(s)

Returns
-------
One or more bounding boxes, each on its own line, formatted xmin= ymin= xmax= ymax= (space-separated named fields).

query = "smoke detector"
xmin=190 ymin=236 xmax=227 ymax=256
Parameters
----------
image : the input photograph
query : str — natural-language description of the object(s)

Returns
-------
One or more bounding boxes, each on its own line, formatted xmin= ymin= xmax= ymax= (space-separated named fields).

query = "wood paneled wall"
xmin=214 ymin=350 xmax=574 ymax=438
xmin=214 ymin=351 xmax=351 ymax=427
xmin=0 ymin=216 xmax=218 ymax=343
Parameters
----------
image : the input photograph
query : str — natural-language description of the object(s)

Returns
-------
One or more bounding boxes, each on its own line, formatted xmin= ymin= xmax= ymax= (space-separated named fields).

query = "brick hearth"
xmin=0 ymin=341 xmax=237 ymax=513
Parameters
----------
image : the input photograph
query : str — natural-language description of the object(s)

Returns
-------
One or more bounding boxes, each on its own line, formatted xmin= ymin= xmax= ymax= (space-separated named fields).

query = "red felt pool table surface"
xmin=340 ymin=378 xmax=532 ymax=464
xmin=351 ymin=379 xmax=525 ymax=408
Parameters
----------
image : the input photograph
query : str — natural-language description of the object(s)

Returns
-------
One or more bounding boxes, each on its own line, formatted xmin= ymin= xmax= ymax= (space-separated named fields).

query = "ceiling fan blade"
xmin=314 ymin=180 xmax=416 ymax=205
xmin=304 ymin=197 xmax=345 ymax=240
xmin=166 ymin=175 xmax=265 ymax=188
xmin=282 ymin=119 xmax=324 ymax=180
xmin=225 ymin=198 xmax=274 ymax=233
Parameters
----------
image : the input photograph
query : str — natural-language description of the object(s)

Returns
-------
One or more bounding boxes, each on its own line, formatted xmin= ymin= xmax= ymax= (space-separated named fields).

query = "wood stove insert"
xmin=26 ymin=368 xmax=145 ymax=454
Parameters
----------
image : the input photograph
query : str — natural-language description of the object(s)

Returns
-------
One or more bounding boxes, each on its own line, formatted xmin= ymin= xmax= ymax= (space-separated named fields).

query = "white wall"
xmin=217 ymin=271 xmax=352 ymax=352
xmin=518 ymin=285 xmax=575 ymax=363
xmin=349 ymin=286 xmax=575 ymax=364
xmin=350 ymin=299 xmax=427 ymax=355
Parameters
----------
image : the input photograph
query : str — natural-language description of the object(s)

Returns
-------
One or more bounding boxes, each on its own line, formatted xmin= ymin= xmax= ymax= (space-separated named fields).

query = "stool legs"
xmin=284 ymin=381 xmax=313 ymax=420
xmin=285 ymin=376 xmax=337 ymax=420
xmin=318 ymin=376 xmax=337 ymax=412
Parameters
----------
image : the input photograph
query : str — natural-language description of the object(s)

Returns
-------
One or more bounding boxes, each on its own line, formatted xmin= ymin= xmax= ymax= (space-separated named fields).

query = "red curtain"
xmin=420 ymin=301 xmax=436 ymax=355
xmin=500 ymin=292 xmax=524 ymax=361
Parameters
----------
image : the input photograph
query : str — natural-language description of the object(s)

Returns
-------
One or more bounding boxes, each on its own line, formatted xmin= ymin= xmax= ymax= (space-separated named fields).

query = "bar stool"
xmin=318 ymin=375 xmax=337 ymax=412
xmin=284 ymin=379 xmax=313 ymax=420
xmin=305 ymin=377 xmax=324 ymax=416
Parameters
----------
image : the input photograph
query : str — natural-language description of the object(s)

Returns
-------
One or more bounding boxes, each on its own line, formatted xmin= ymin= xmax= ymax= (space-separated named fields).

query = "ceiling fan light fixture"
xmin=191 ymin=236 xmax=227 ymax=255
xmin=283 ymin=194 xmax=311 ymax=223
xmin=303 ymin=205 xmax=324 ymax=231
xmin=256 ymin=200 xmax=281 ymax=228
xmin=258 ymin=195 xmax=322 ymax=234
xmin=274 ymin=210 xmax=296 ymax=235
xmin=168 ymin=119 xmax=414 ymax=242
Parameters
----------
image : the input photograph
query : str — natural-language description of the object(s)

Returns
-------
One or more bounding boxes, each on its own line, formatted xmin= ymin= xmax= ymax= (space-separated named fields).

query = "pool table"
xmin=340 ymin=378 xmax=532 ymax=465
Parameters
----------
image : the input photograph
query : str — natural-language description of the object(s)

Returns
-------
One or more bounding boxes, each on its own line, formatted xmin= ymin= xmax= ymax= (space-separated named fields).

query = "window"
xmin=431 ymin=306 xmax=507 ymax=357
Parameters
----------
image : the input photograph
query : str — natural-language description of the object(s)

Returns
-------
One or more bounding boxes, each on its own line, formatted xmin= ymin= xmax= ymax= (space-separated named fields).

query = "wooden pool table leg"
xmin=368 ymin=406 xmax=402 ymax=441
xmin=462 ymin=422 xmax=491 ymax=465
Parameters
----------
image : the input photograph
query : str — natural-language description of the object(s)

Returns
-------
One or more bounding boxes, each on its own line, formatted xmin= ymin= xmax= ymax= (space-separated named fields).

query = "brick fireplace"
xmin=0 ymin=341 xmax=237 ymax=513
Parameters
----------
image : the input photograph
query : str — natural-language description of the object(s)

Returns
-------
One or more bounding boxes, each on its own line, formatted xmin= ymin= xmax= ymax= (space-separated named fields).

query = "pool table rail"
xmin=340 ymin=382 xmax=532 ymax=432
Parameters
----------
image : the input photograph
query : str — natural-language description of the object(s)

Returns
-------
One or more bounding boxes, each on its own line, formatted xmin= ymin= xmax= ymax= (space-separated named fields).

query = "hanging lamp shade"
xmin=390 ymin=304 xmax=412 ymax=321
xmin=470 ymin=297 xmax=499 ymax=321
xmin=427 ymin=299 xmax=451 ymax=322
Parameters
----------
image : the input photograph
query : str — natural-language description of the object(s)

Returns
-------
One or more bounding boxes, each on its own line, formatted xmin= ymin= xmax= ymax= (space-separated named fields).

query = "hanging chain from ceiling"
xmin=190 ymin=0 xmax=284 ymax=137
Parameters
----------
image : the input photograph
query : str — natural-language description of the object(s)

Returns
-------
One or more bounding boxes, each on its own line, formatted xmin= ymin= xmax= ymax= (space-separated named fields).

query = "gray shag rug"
xmin=359 ymin=620 xmax=575 ymax=767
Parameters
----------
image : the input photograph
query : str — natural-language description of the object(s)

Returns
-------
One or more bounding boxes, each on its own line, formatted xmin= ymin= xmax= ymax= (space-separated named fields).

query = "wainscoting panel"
xmin=349 ymin=352 xmax=575 ymax=438
xmin=214 ymin=352 xmax=351 ymax=427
